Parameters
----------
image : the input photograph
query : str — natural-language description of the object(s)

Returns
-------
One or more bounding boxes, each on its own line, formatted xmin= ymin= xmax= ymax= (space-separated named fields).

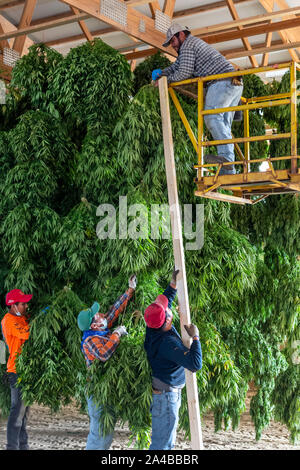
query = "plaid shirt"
xmin=162 ymin=34 xmax=234 ymax=86
xmin=82 ymin=288 xmax=134 ymax=368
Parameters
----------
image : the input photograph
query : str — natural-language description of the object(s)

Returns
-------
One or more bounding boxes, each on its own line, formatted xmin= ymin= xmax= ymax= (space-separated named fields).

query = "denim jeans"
xmin=6 ymin=373 xmax=30 ymax=450
xmin=149 ymin=390 xmax=182 ymax=450
xmin=85 ymin=396 xmax=116 ymax=450
xmin=204 ymin=78 xmax=243 ymax=174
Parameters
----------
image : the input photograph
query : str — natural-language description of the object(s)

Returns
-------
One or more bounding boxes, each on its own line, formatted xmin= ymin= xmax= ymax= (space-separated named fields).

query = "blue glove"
xmin=152 ymin=69 xmax=162 ymax=81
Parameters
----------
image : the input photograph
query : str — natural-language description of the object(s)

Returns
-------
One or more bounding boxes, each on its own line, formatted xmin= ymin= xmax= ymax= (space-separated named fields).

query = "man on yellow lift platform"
xmin=152 ymin=23 xmax=243 ymax=175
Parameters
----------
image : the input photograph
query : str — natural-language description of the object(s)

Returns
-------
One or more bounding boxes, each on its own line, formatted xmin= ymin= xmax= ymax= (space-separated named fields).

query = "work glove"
xmin=152 ymin=69 xmax=162 ymax=81
xmin=128 ymin=274 xmax=137 ymax=289
xmin=113 ymin=325 xmax=128 ymax=338
xmin=171 ymin=268 xmax=180 ymax=285
xmin=184 ymin=323 xmax=199 ymax=338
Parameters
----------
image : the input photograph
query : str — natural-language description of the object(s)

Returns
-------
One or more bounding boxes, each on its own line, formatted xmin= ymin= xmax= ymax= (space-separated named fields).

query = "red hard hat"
xmin=6 ymin=289 xmax=33 ymax=306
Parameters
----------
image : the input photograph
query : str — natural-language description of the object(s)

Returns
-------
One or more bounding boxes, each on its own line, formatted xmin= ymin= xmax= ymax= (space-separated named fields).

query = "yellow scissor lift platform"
xmin=168 ymin=62 xmax=300 ymax=205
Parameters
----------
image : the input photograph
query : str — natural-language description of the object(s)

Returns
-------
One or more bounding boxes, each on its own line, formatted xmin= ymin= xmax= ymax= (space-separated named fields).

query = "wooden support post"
xmin=158 ymin=76 xmax=204 ymax=450
xmin=198 ymin=81 xmax=204 ymax=178
xmin=243 ymin=107 xmax=250 ymax=173
xmin=290 ymin=61 xmax=298 ymax=174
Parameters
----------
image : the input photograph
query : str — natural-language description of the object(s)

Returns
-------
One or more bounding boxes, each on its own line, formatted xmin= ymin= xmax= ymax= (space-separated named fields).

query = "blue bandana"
xmin=81 ymin=328 xmax=109 ymax=350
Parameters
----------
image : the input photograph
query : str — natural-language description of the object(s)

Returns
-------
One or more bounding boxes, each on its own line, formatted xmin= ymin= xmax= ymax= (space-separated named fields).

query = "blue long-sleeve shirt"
xmin=144 ymin=285 xmax=202 ymax=387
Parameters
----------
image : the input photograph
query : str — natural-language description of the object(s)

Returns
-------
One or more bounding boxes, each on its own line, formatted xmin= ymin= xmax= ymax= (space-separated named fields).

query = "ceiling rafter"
xmin=12 ymin=0 xmax=36 ymax=55
xmin=0 ymin=9 xmax=33 ymax=52
xmin=0 ymin=9 xmax=32 ymax=81
xmin=44 ymin=25 xmax=116 ymax=47
xmin=0 ymin=0 xmax=299 ymax=76
xmin=0 ymin=0 xmax=251 ymax=12
xmin=124 ymin=37 xmax=287 ymax=60
xmin=163 ymin=0 xmax=176 ymax=18
xmin=261 ymin=24 xmax=273 ymax=66
xmin=173 ymin=0 xmax=250 ymax=17
xmin=258 ymin=0 xmax=299 ymax=61
xmin=225 ymin=0 xmax=258 ymax=68
xmin=0 ymin=11 xmax=93 ymax=43
xmin=225 ymin=37 xmax=300 ymax=59
xmin=0 ymin=14 xmax=10 ymax=48
xmin=58 ymin=0 xmax=177 ymax=56
xmin=125 ymin=0 xmax=251 ymax=13
xmin=149 ymin=1 xmax=161 ymax=19
xmin=1 ymin=4 xmax=300 ymax=51
xmin=274 ymin=0 xmax=300 ymax=57
xmin=0 ymin=0 xmax=23 ymax=6
xmin=201 ymin=16 xmax=300 ymax=44
xmin=192 ymin=5 xmax=300 ymax=36
xmin=69 ymin=5 xmax=93 ymax=41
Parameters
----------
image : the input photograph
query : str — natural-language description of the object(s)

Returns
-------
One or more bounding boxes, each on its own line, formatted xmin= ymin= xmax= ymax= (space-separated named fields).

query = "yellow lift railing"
xmin=168 ymin=62 xmax=300 ymax=205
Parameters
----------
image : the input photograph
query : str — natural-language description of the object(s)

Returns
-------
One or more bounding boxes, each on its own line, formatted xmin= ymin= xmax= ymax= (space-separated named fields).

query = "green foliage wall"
xmin=0 ymin=44 xmax=299 ymax=447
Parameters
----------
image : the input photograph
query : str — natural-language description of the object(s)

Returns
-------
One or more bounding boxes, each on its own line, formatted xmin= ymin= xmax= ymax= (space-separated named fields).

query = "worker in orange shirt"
xmin=1 ymin=289 xmax=32 ymax=450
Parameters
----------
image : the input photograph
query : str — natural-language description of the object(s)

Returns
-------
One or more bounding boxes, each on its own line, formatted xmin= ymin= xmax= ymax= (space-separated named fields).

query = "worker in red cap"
xmin=144 ymin=269 xmax=202 ymax=450
xmin=1 ymin=289 xmax=32 ymax=450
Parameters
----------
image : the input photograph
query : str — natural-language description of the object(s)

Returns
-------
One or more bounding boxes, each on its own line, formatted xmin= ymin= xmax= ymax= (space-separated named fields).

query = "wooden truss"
xmin=0 ymin=0 xmax=300 ymax=75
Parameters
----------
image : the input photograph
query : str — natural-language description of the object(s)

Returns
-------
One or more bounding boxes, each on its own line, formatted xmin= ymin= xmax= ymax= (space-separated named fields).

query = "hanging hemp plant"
xmin=0 ymin=110 xmax=75 ymax=296
xmin=49 ymin=39 xmax=133 ymax=129
xmin=9 ymin=43 xmax=63 ymax=115
xmin=0 ymin=45 xmax=298 ymax=447
xmin=16 ymin=287 xmax=86 ymax=412
xmin=272 ymin=363 xmax=300 ymax=444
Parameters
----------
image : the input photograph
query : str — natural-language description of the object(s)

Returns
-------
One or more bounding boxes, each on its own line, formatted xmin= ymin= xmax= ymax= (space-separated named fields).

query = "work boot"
xmin=204 ymin=154 xmax=227 ymax=164
xmin=204 ymin=154 xmax=235 ymax=173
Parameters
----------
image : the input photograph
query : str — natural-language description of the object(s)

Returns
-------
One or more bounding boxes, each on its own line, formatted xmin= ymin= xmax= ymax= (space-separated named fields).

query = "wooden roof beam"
xmin=0 ymin=11 xmax=93 ymax=42
xmin=124 ymin=36 xmax=294 ymax=62
xmin=0 ymin=10 xmax=33 ymax=54
xmin=12 ymin=0 xmax=36 ymax=55
xmin=0 ymin=0 xmax=23 ymax=7
xmin=30 ymin=11 xmax=86 ymax=27
xmin=201 ymin=16 xmax=300 ymax=44
xmin=0 ymin=13 xmax=10 ymax=48
xmin=225 ymin=0 xmax=258 ymax=68
xmin=149 ymin=1 xmax=161 ymax=19
xmin=59 ymin=0 xmax=176 ymax=56
xmin=225 ymin=38 xmax=300 ymax=59
xmin=44 ymin=25 xmax=116 ymax=47
xmin=3 ymin=2 xmax=300 ymax=44
xmin=261 ymin=28 xmax=273 ymax=66
xmin=125 ymin=0 xmax=251 ymax=14
xmin=174 ymin=0 xmax=251 ymax=18
xmin=163 ymin=0 xmax=175 ymax=18
xmin=58 ymin=0 xmax=300 ymax=57
xmin=259 ymin=0 xmax=299 ymax=62
xmin=2 ymin=13 xmax=300 ymax=50
xmin=193 ymin=5 xmax=300 ymax=36
xmin=69 ymin=5 xmax=93 ymax=41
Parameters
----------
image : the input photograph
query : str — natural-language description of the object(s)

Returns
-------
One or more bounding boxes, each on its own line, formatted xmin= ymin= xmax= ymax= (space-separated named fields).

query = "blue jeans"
xmin=149 ymin=390 xmax=182 ymax=450
xmin=6 ymin=373 xmax=30 ymax=450
xmin=85 ymin=396 xmax=116 ymax=450
xmin=204 ymin=78 xmax=243 ymax=174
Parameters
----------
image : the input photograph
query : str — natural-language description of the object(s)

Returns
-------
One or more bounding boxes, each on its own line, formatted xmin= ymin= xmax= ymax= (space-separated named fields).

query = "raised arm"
xmin=106 ymin=274 xmax=137 ymax=329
